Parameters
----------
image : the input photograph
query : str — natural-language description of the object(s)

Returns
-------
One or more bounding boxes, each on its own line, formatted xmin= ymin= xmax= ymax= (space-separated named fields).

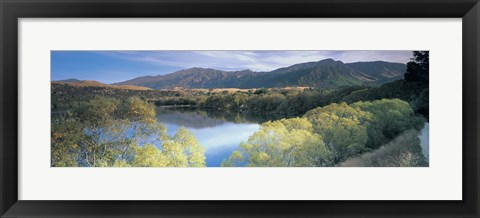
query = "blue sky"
xmin=51 ymin=51 xmax=414 ymax=84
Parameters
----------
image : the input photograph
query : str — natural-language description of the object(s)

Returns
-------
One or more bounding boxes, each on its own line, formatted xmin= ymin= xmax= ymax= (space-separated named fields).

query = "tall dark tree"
xmin=404 ymin=51 xmax=429 ymax=83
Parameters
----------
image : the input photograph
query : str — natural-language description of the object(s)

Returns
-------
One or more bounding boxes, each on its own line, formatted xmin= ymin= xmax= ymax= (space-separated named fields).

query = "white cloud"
xmin=96 ymin=50 xmax=414 ymax=73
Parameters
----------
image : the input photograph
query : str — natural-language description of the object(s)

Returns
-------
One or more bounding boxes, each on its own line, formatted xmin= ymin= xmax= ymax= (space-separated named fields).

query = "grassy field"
xmin=52 ymin=80 xmax=152 ymax=91
xmin=159 ymin=86 xmax=312 ymax=93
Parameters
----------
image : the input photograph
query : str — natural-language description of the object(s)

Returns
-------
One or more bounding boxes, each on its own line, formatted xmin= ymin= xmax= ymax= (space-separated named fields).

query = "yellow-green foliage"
xmin=52 ymin=94 xmax=425 ymax=168
xmin=222 ymin=118 xmax=331 ymax=167
xmin=133 ymin=144 xmax=167 ymax=167
xmin=304 ymin=102 xmax=372 ymax=162
xmin=352 ymin=98 xmax=425 ymax=149
xmin=163 ymin=127 xmax=206 ymax=167
xmin=51 ymin=96 xmax=206 ymax=167
xmin=337 ymin=129 xmax=428 ymax=167
xmin=119 ymin=96 xmax=157 ymax=124
xmin=51 ymin=114 xmax=84 ymax=167
xmin=224 ymin=99 xmax=425 ymax=167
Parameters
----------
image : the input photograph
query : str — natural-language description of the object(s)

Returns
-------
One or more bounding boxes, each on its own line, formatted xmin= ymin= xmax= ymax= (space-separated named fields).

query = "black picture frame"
xmin=1 ymin=0 xmax=479 ymax=217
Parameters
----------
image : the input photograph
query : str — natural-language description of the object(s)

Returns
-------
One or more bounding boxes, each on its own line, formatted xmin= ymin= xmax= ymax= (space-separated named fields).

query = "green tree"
xmin=352 ymin=98 xmax=425 ymax=149
xmin=51 ymin=96 xmax=206 ymax=167
xmin=69 ymin=96 xmax=123 ymax=167
xmin=304 ymin=103 xmax=371 ymax=162
xmin=51 ymin=112 xmax=84 ymax=167
xmin=247 ymin=93 xmax=286 ymax=112
xmin=222 ymin=118 xmax=331 ymax=167
xmin=132 ymin=144 xmax=167 ymax=167
xmin=132 ymin=128 xmax=206 ymax=167
xmin=168 ymin=127 xmax=206 ymax=167
xmin=230 ymin=92 xmax=249 ymax=108
xmin=405 ymin=51 xmax=429 ymax=83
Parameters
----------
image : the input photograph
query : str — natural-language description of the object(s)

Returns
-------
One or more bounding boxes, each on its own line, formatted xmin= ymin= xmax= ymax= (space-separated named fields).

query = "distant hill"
xmin=52 ymin=80 xmax=152 ymax=91
xmin=240 ymin=59 xmax=376 ymax=88
xmin=56 ymin=78 xmax=81 ymax=83
xmin=114 ymin=59 xmax=406 ymax=89
xmin=115 ymin=68 xmax=258 ymax=90
xmin=346 ymin=61 xmax=407 ymax=83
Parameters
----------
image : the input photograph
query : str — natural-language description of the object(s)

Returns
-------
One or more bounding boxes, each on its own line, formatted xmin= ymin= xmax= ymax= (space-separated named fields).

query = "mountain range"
xmin=113 ymin=59 xmax=406 ymax=89
xmin=56 ymin=59 xmax=406 ymax=90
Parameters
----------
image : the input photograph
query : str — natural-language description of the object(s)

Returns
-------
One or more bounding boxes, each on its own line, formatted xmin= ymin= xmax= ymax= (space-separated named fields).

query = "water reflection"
xmin=156 ymin=107 xmax=263 ymax=166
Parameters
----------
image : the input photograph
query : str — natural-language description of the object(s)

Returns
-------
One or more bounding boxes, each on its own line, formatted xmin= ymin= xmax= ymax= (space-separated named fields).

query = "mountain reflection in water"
xmin=156 ymin=107 xmax=270 ymax=167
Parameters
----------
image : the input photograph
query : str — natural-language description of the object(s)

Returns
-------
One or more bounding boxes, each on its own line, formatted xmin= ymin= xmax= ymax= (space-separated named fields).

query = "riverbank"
xmin=337 ymin=129 xmax=428 ymax=167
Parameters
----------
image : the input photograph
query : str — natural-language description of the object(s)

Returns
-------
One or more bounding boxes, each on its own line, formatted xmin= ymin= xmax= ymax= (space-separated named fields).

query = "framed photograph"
xmin=1 ymin=0 xmax=479 ymax=217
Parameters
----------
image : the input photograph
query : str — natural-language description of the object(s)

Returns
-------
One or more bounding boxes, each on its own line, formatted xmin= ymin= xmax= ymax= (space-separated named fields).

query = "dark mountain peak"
xmin=189 ymin=67 xmax=205 ymax=70
xmin=180 ymin=67 xmax=219 ymax=73
xmin=318 ymin=58 xmax=344 ymax=65
xmin=168 ymin=67 xmax=223 ymax=78
xmin=270 ymin=58 xmax=345 ymax=75
xmin=319 ymin=58 xmax=336 ymax=62
xmin=187 ymin=67 xmax=216 ymax=71
xmin=237 ymin=69 xmax=255 ymax=73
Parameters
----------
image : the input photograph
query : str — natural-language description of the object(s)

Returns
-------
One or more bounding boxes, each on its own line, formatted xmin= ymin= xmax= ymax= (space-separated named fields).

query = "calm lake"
xmin=156 ymin=107 xmax=266 ymax=167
